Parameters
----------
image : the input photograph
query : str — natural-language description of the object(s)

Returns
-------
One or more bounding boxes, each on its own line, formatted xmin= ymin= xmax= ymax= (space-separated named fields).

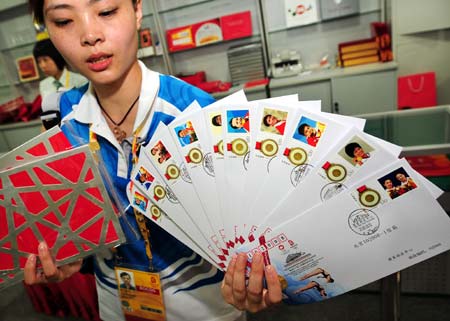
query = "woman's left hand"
xmin=221 ymin=252 xmax=282 ymax=313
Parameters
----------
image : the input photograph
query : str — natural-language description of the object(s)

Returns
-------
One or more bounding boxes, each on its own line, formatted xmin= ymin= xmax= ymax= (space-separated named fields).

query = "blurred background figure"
xmin=32 ymin=38 xmax=87 ymax=99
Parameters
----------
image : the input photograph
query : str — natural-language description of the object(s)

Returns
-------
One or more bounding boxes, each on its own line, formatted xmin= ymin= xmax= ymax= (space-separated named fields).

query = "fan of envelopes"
xmin=0 ymin=127 xmax=125 ymax=290
xmin=126 ymin=92 xmax=450 ymax=304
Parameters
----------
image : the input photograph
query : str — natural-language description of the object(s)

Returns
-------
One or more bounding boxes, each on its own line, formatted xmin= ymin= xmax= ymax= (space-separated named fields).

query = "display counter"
xmin=270 ymin=61 xmax=398 ymax=115
xmin=0 ymin=119 xmax=41 ymax=154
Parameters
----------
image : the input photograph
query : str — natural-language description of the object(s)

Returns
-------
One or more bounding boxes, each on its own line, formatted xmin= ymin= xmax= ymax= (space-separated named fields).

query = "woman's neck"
xmin=93 ymin=61 xmax=142 ymax=141
xmin=93 ymin=61 xmax=142 ymax=117
xmin=54 ymin=68 xmax=63 ymax=81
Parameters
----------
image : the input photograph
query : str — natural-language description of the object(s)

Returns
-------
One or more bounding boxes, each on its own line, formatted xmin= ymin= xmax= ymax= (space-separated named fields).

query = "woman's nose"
xmin=81 ymin=31 xmax=103 ymax=46
xmin=80 ymin=16 xmax=104 ymax=46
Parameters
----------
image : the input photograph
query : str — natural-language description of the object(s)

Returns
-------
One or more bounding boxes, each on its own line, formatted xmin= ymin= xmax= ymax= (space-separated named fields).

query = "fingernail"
xmin=253 ymin=252 xmax=262 ymax=263
xmin=265 ymin=265 xmax=273 ymax=272
xmin=28 ymin=254 xmax=36 ymax=262
xmin=38 ymin=242 xmax=47 ymax=252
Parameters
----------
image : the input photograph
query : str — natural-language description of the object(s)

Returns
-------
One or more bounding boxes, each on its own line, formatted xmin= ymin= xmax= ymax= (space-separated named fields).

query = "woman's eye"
xmin=99 ymin=8 xmax=118 ymax=17
xmin=54 ymin=19 xmax=71 ymax=27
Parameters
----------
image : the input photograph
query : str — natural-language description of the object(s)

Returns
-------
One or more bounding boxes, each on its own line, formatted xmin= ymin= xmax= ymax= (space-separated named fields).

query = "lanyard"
xmin=89 ymin=93 xmax=156 ymax=271
xmin=65 ymin=70 xmax=70 ymax=88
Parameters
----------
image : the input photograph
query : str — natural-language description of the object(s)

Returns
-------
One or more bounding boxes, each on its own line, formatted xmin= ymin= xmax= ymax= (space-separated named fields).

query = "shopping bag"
xmin=397 ymin=72 xmax=437 ymax=109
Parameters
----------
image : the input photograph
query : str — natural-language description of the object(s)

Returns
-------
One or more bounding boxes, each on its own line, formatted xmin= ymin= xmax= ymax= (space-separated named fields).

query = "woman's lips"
xmin=86 ymin=53 xmax=112 ymax=72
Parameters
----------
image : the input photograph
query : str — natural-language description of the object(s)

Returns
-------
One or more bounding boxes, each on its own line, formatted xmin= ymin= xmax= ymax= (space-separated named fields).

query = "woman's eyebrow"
xmin=45 ymin=3 xmax=73 ymax=15
xmin=45 ymin=0 xmax=105 ymax=14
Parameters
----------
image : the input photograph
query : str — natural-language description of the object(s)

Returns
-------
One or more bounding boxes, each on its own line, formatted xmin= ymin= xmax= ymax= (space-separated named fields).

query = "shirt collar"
xmin=71 ymin=60 xmax=160 ymax=142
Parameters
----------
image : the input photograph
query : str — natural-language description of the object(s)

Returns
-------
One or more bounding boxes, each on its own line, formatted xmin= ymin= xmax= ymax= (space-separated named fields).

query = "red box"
xmin=167 ymin=19 xmax=223 ymax=52
xmin=192 ymin=19 xmax=223 ymax=46
xmin=166 ymin=25 xmax=196 ymax=52
xmin=220 ymin=11 xmax=252 ymax=41
xmin=178 ymin=71 xmax=206 ymax=86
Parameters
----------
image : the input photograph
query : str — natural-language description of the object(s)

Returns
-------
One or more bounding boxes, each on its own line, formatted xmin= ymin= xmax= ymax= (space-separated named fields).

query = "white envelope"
xmin=240 ymin=101 xmax=301 ymax=235
xmin=220 ymin=102 xmax=257 ymax=245
xmin=167 ymin=105 xmax=228 ymax=248
xmin=202 ymin=91 xmax=249 ymax=248
xmin=239 ymin=158 xmax=450 ymax=303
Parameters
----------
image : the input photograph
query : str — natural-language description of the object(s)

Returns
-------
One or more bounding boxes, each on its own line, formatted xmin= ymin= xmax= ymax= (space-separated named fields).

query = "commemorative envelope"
xmin=168 ymin=105 xmax=228 ymax=249
xmin=220 ymin=102 xmax=257 ymax=245
xmin=142 ymin=123 xmax=227 ymax=255
xmin=244 ymin=104 xmax=351 ymax=239
xmin=255 ymin=127 xmax=401 ymax=238
xmin=202 ymin=91 xmax=248 ymax=248
xmin=240 ymin=102 xmax=300 ymax=236
xmin=239 ymin=158 xmax=450 ymax=304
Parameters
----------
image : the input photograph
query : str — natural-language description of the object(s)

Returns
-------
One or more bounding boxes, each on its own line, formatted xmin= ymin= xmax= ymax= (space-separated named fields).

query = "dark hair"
xmin=344 ymin=142 xmax=361 ymax=158
xmin=298 ymin=123 xmax=307 ymax=136
xmin=33 ymin=38 xmax=66 ymax=70
xmin=263 ymin=114 xmax=272 ymax=127
xmin=229 ymin=117 xmax=238 ymax=129
xmin=29 ymin=0 xmax=138 ymax=25
xmin=212 ymin=115 xmax=221 ymax=126
xmin=120 ymin=272 xmax=131 ymax=278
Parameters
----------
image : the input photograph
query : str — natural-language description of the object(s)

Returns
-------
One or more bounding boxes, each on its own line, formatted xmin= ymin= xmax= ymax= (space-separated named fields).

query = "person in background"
xmin=25 ymin=1 xmax=281 ymax=320
xmin=32 ymin=38 xmax=87 ymax=98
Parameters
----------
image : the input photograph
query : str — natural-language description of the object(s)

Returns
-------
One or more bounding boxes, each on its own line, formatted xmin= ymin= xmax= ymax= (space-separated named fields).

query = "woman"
xmin=24 ymin=1 xmax=281 ymax=320
xmin=33 ymin=38 xmax=87 ymax=98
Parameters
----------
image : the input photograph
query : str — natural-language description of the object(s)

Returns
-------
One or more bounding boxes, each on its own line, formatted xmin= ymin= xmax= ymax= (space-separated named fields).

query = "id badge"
xmin=115 ymin=267 xmax=166 ymax=321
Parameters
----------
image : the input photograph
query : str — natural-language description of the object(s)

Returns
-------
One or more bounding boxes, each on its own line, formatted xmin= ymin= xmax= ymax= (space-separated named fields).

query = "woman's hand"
xmin=221 ymin=252 xmax=282 ymax=313
xmin=24 ymin=241 xmax=82 ymax=284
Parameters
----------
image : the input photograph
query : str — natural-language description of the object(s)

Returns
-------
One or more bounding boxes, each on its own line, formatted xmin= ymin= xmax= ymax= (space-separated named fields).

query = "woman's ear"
xmin=134 ymin=0 xmax=143 ymax=30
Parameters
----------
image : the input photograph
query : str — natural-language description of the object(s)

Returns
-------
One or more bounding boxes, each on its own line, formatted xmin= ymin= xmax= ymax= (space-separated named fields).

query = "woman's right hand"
xmin=24 ymin=241 xmax=83 ymax=284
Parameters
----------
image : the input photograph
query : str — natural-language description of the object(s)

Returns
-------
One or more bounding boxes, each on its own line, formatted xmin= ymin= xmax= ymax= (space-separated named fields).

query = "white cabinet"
xmin=270 ymin=62 xmax=398 ymax=115
xmin=270 ymin=80 xmax=332 ymax=113
xmin=331 ymin=69 xmax=397 ymax=115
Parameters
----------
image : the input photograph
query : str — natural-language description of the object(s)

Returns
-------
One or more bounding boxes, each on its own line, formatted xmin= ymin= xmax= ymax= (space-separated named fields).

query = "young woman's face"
xmin=43 ymin=0 xmax=142 ymax=86
xmin=37 ymin=56 xmax=61 ymax=78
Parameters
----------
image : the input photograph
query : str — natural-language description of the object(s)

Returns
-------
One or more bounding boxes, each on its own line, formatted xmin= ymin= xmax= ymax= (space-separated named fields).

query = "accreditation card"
xmin=115 ymin=267 xmax=166 ymax=321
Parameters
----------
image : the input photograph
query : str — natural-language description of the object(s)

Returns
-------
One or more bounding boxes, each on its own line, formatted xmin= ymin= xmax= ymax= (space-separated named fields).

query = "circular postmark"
xmin=260 ymin=139 xmax=278 ymax=157
xmin=320 ymin=182 xmax=347 ymax=201
xmin=348 ymin=208 xmax=380 ymax=236
xmin=179 ymin=162 xmax=192 ymax=183
xmin=243 ymin=151 xmax=250 ymax=171
xmin=231 ymin=138 xmax=248 ymax=156
xmin=266 ymin=155 xmax=278 ymax=173
xmin=202 ymin=152 xmax=215 ymax=177
xmin=188 ymin=147 xmax=203 ymax=164
xmin=165 ymin=185 xmax=179 ymax=203
xmin=290 ymin=163 xmax=313 ymax=187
